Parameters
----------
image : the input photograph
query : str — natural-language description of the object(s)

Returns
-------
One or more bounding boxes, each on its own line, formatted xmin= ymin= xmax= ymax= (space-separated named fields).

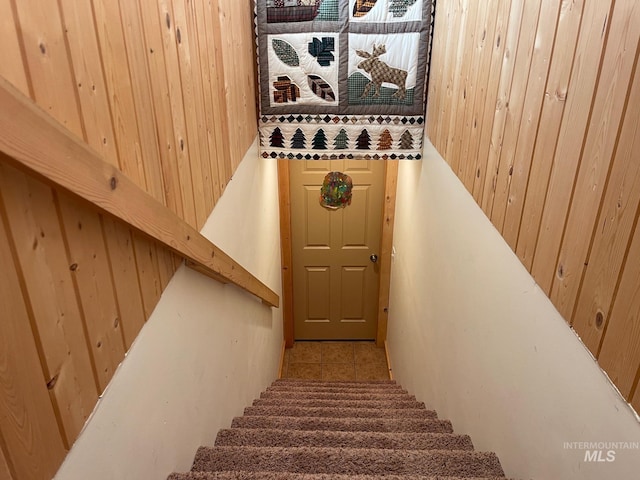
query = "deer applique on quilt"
xmin=356 ymin=44 xmax=407 ymax=100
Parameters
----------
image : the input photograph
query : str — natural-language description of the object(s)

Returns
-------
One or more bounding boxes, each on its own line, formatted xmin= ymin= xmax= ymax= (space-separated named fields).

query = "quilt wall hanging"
xmin=256 ymin=0 xmax=435 ymax=160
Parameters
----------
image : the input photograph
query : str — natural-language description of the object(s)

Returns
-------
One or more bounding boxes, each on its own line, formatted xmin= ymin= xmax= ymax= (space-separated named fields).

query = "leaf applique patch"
xmin=307 ymin=75 xmax=335 ymax=101
xmin=308 ymin=37 xmax=335 ymax=66
xmin=353 ymin=0 xmax=378 ymax=18
xmin=272 ymin=39 xmax=300 ymax=66
xmin=273 ymin=76 xmax=300 ymax=103
xmin=389 ymin=0 xmax=418 ymax=18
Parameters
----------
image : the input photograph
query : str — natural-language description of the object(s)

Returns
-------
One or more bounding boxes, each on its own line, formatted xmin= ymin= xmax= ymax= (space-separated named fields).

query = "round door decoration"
xmin=319 ymin=171 xmax=353 ymax=210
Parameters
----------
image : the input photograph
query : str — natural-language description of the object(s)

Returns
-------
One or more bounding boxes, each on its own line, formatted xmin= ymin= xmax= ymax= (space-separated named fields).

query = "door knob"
xmin=370 ymin=254 xmax=378 ymax=263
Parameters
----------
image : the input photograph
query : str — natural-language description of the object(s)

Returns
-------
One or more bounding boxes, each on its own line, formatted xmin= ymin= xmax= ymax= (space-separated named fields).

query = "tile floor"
xmin=281 ymin=341 xmax=390 ymax=381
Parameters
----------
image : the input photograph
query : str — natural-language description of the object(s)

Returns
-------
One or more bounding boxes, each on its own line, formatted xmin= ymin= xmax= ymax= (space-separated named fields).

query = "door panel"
xmin=290 ymin=160 xmax=384 ymax=339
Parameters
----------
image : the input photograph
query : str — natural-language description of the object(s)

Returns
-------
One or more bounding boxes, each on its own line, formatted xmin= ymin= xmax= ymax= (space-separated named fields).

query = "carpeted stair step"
xmin=265 ymin=385 xmax=409 ymax=395
xmin=260 ymin=390 xmax=419 ymax=402
xmin=214 ymin=428 xmax=474 ymax=450
xmin=169 ymin=473 xmax=512 ymax=480
xmin=243 ymin=405 xmax=437 ymax=419
xmin=192 ymin=446 xmax=505 ymax=477
xmin=273 ymin=379 xmax=398 ymax=388
xmin=231 ymin=415 xmax=454 ymax=433
xmin=252 ymin=397 xmax=426 ymax=409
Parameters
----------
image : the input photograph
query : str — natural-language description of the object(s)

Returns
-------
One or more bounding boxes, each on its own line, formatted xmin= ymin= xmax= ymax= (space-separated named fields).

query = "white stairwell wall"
xmin=55 ymin=139 xmax=283 ymax=480
xmin=386 ymin=139 xmax=640 ymax=479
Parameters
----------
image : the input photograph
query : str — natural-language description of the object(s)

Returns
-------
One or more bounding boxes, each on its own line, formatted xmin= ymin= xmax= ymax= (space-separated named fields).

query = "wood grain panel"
xmin=471 ymin=0 xmax=510 ymax=203
xmin=173 ymin=0 xmax=215 ymax=221
xmin=157 ymin=0 xmax=197 ymax=227
xmin=458 ymin=0 xmax=498 ymax=191
xmin=13 ymin=0 xmax=83 ymax=134
xmin=598 ymin=216 xmax=640 ymax=398
xmin=102 ymin=219 xmax=147 ymax=350
xmin=501 ymin=0 xmax=561 ymax=249
xmin=571 ymin=57 xmax=640 ymax=353
xmin=531 ymin=0 xmax=614 ymax=292
xmin=633 ymin=374 xmax=640 ymax=413
xmin=479 ymin=0 xmax=524 ymax=214
xmin=489 ymin=0 xmax=543 ymax=228
xmin=0 ymin=201 xmax=67 ymax=480
xmin=425 ymin=0 xmax=453 ymax=150
xmin=515 ymin=0 xmax=586 ymax=269
xmin=0 ymin=163 xmax=97 ymax=446
xmin=445 ymin=0 xmax=478 ymax=175
xmin=0 ymin=443 xmax=12 ymax=480
xmin=429 ymin=0 xmax=640 ymax=404
xmin=132 ymin=234 xmax=163 ymax=319
xmin=0 ymin=0 xmax=261 ymax=476
xmin=91 ymin=0 xmax=153 ymax=193
xmin=58 ymin=194 xmax=126 ymax=392
xmin=0 ymin=0 xmax=29 ymax=94
xmin=193 ymin=0 xmax=224 ymax=202
xmin=196 ymin=0 xmax=232 ymax=195
xmin=138 ymin=0 xmax=184 ymax=218
xmin=115 ymin=0 xmax=167 ymax=202
xmin=549 ymin=1 xmax=640 ymax=323
xmin=217 ymin=0 xmax=258 ymax=171
xmin=58 ymin=0 xmax=119 ymax=170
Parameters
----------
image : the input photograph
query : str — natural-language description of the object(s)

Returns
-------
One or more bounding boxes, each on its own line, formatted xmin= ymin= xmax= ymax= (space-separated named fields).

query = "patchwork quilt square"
xmin=256 ymin=0 xmax=434 ymax=159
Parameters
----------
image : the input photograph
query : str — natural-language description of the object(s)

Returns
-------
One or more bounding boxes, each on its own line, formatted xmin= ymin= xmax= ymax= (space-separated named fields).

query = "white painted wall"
xmin=387 ymin=139 xmax=640 ymax=479
xmin=55 ymin=139 xmax=283 ymax=480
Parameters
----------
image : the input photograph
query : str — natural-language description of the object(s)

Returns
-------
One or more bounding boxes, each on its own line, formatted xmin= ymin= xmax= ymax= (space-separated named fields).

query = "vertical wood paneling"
xmin=171 ymin=0 xmax=209 ymax=229
xmin=446 ymin=0 xmax=479 ymax=176
xmin=459 ymin=0 xmax=499 ymax=191
xmin=0 ymin=0 xmax=259 ymax=476
xmin=598 ymin=215 xmax=640 ymax=399
xmin=531 ymin=0 xmax=614 ymax=292
xmin=193 ymin=0 xmax=223 ymax=202
xmin=489 ymin=0 xmax=543 ymax=228
xmin=114 ymin=0 xmax=166 ymax=202
xmin=470 ymin=0 xmax=510 ymax=203
xmin=138 ymin=0 xmax=185 ymax=218
xmin=515 ymin=0 xmax=586 ymax=269
xmin=157 ymin=0 xmax=197 ymax=227
xmin=0 ymin=0 xmax=29 ymax=95
xmin=428 ymin=0 xmax=640 ymax=408
xmin=426 ymin=0 xmax=454 ymax=151
xmin=217 ymin=0 xmax=258 ymax=171
xmin=571 ymin=58 xmax=640 ymax=353
xmin=198 ymin=0 xmax=231 ymax=196
xmin=91 ymin=0 xmax=152 ymax=193
xmin=58 ymin=0 xmax=119 ymax=171
xmin=102 ymin=219 xmax=147 ymax=350
xmin=0 ymin=202 xmax=67 ymax=480
xmin=549 ymin=0 xmax=640 ymax=322
xmin=479 ymin=0 xmax=524 ymax=213
xmin=58 ymin=195 xmax=126 ymax=392
xmin=0 ymin=165 xmax=98 ymax=446
xmin=500 ymin=0 xmax=561 ymax=249
xmin=133 ymin=235 xmax=163 ymax=319
xmin=173 ymin=0 xmax=215 ymax=220
xmin=632 ymin=374 xmax=640 ymax=413
xmin=0 ymin=444 xmax=12 ymax=480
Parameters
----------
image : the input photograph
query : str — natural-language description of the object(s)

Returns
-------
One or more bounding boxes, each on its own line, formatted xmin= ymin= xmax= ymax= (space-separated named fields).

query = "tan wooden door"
xmin=289 ymin=160 xmax=385 ymax=340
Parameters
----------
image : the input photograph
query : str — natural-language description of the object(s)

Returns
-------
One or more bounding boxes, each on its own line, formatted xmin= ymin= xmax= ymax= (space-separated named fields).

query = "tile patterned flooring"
xmin=281 ymin=341 xmax=390 ymax=381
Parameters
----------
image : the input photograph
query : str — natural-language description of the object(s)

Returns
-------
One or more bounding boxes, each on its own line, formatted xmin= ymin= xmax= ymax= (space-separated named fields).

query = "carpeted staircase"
xmin=168 ymin=379 xmax=508 ymax=480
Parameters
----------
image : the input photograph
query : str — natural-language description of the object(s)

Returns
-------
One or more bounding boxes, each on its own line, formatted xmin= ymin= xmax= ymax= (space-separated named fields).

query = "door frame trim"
xmin=277 ymin=160 xmax=398 ymax=347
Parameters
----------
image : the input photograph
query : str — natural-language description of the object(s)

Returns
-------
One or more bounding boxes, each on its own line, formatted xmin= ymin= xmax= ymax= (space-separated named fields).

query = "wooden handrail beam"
xmin=0 ymin=76 xmax=279 ymax=308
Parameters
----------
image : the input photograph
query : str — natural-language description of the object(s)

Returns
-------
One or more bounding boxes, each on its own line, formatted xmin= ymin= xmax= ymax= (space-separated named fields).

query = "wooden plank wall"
xmin=0 ymin=1 xmax=257 ymax=479
xmin=428 ymin=0 xmax=640 ymax=412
